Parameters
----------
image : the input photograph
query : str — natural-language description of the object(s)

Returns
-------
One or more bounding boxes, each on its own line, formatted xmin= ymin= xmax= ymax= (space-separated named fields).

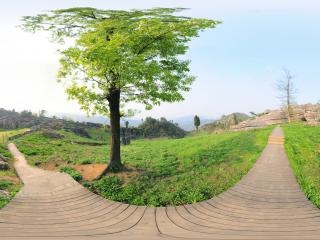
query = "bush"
xmin=79 ymin=159 xmax=93 ymax=165
xmin=42 ymin=130 xmax=64 ymax=139
xmin=60 ymin=166 xmax=82 ymax=182
xmin=92 ymin=176 xmax=123 ymax=200
xmin=138 ymin=117 xmax=186 ymax=138
xmin=0 ymin=180 xmax=12 ymax=190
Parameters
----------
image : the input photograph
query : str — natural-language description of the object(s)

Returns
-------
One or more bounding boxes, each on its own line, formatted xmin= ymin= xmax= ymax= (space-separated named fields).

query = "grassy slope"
xmin=0 ymin=129 xmax=25 ymax=209
xmin=284 ymin=124 xmax=320 ymax=208
xmin=0 ymin=128 xmax=30 ymax=144
xmin=14 ymin=129 xmax=108 ymax=166
xmin=14 ymin=127 xmax=272 ymax=206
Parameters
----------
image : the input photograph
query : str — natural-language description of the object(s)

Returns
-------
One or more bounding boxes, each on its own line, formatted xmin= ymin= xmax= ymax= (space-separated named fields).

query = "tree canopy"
xmin=21 ymin=7 xmax=220 ymax=115
xmin=138 ymin=117 xmax=186 ymax=138
xmin=194 ymin=115 xmax=200 ymax=131
xmin=21 ymin=7 xmax=220 ymax=170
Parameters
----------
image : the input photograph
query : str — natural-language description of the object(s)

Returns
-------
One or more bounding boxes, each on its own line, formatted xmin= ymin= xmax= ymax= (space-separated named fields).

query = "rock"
xmin=0 ymin=160 xmax=9 ymax=170
xmin=0 ymin=154 xmax=8 ymax=162
xmin=233 ymin=104 xmax=320 ymax=130
xmin=42 ymin=130 xmax=64 ymax=139
xmin=0 ymin=190 xmax=9 ymax=198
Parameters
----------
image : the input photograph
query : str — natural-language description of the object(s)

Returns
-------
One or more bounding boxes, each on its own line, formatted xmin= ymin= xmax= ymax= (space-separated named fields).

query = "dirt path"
xmin=1 ymin=127 xmax=320 ymax=239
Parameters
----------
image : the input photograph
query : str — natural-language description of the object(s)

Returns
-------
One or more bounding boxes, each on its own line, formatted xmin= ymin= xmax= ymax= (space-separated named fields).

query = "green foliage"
xmin=284 ymin=124 xmax=320 ymax=208
xmin=21 ymin=8 xmax=220 ymax=116
xmin=0 ymin=180 xmax=12 ymax=190
xmin=89 ymin=127 xmax=271 ymax=206
xmin=86 ymin=127 xmax=110 ymax=142
xmin=0 ymin=129 xmax=30 ymax=145
xmin=0 ymin=179 xmax=21 ymax=209
xmin=14 ymin=126 xmax=272 ymax=206
xmin=138 ymin=117 xmax=185 ymax=138
xmin=0 ymin=145 xmax=10 ymax=158
xmin=78 ymin=159 xmax=93 ymax=165
xmin=60 ymin=166 xmax=82 ymax=182
xmin=14 ymin=130 xmax=107 ymax=165
xmin=194 ymin=115 xmax=200 ymax=130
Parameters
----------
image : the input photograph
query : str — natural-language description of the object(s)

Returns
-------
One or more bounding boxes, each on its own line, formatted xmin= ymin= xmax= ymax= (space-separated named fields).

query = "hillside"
xmin=202 ymin=112 xmax=250 ymax=131
xmin=0 ymin=108 xmax=103 ymax=132
xmin=12 ymin=127 xmax=272 ymax=206
xmin=232 ymin=104 xmax=320 ymax=130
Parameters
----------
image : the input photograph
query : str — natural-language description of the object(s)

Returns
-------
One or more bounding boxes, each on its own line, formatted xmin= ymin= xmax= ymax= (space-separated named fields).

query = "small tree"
xmin=39 ymin=109 xmax=47 ymax=117
xmin=276 ymin=68 xmax=297 ymax=123
xmin=21 ymin=8 xmax=220 ymax=171
xmin=194 ymin=115 xmax=200 ymax=132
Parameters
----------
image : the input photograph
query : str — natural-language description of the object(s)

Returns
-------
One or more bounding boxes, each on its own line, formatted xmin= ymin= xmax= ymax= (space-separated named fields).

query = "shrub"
xmin=60 ymin=166 xmax=82 ymax=182
xmin=92 ymin=176 xmax=123 ymax=200
xmin=0 ymin=180 xmax=12 ymax=190
xmin=79 ymin=159 xmax=93 ymax=165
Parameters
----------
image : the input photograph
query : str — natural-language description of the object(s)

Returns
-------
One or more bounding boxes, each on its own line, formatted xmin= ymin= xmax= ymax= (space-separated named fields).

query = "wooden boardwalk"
xmin=1 ymin=127 xmax=320 ymax=239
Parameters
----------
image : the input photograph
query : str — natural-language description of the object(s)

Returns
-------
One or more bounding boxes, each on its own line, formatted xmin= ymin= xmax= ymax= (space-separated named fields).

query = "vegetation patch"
xmin=14 ymin=129 xmax=107 ymax=166
xmin=284 ymin=124 xmax=320 ymax=208
xmin=60 ymin=166 xmax=82 ymax=182
xmin=15 ymin=126 xmax=272 ymax=206
xmin=0 ymin=128 xmax=30 ymax=145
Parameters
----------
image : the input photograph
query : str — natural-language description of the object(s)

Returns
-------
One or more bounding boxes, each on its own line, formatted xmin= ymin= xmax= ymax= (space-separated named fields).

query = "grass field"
xmin=284 ymin=124 xmax=320 ymax=208
xmin=0 ymin=128 xmax=29 ymax=145
xmin=0 ymin=129 xmax=25 ymax=209
xmin=14 ymin=126 xmax=272 ymax=206
xmin=0 ymin=179 xmax=21 ymax=209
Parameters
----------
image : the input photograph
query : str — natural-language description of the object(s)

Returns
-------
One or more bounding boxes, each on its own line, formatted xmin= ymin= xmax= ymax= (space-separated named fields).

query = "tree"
xmin=276 ymin=68 xmax=297 ymax=123
xmin=39 ymin=109 xmax=47 ymax=117
xmin=194 ymin=115 xmax=200 ymax=132
xmin=138 ymin=117 xmax=185 ymax=138
xmin=21 ymin=8 xmax=220 ymax=171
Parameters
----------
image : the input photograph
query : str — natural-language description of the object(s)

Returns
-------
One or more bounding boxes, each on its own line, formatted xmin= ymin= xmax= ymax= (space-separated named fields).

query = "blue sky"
xmin=0 ymin=0 xmax=319 ymax=119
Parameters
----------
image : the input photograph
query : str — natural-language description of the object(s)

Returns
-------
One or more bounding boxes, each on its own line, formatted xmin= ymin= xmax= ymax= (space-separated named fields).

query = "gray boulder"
xmin=0 ymin=160 xmax=9 ymax=170
xmin=0 ymin=190 xmax=9 ymax=198
xmin=0 ymin=154 xmax=8 ymax=162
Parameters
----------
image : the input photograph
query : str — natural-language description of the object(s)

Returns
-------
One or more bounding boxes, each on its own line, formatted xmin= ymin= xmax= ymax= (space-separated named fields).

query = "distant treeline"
xmin=135 ymin=117 xmax=186 ymax=139
xmin=0 ymin=108 xmax=102 ymax=134
xmin=0 ymin=108 xmax=185 ymax=140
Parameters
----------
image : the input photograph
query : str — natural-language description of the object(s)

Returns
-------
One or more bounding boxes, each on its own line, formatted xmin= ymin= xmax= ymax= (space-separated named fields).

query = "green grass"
xmin=0 ymin=128 xmax=30 ymax=145
xmin=86 ymin=127 xmax=110 ymax=142
xmin=14 ymin=127 xmax=272 ymax=206
xmin=14 ymin=130 xmax=108 ymax=166
xmin=284 ymin=124 xmax=320 ymax=208
xmin=60 ymin=166 xmax=82 ymax=182
xmin=0 ymin=179 xmax=21 ymax=209
xmin=0 ymin=129 xmax=27 ymax=209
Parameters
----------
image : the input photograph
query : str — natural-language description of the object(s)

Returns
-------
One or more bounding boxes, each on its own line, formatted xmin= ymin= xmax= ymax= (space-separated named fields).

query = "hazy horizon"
xmin=1 ymin=0 xmax=319 ymax=119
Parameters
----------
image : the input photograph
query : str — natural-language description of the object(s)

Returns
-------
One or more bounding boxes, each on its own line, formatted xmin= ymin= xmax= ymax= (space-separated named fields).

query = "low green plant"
xmin=0 ymin=180 xmax=12 ymax=190
xmin=79 ymin=159 xmax=93 ymax=165
xmin=0 ymin=180 xmax=21 ymax=209
xmin=14 ymin=126 xmax=272 ymax=206
xmin=284 ymin=124 xmax=320 ymax=208
xmin=60 ymin=166 xmax=82 ymax=182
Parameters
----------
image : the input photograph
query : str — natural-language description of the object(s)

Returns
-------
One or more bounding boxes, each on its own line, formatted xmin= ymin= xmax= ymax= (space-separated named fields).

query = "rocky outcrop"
xmin=0 ymin=155 xmax=9 ymax=170
xmin=233 ymin=104 xmax=320 ymax=130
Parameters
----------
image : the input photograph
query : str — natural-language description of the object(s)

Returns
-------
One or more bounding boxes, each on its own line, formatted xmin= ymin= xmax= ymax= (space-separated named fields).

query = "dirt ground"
xmin=74 ymin=164 xmax=108 ymax=181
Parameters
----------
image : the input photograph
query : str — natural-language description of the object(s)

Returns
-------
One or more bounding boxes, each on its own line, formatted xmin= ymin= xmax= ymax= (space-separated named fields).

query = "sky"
xmin=0 ymin=0 xmax=319 ymax=119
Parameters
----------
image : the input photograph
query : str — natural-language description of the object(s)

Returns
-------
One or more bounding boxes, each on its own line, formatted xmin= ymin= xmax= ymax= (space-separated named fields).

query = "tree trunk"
xmin=107 ymin=88 xmax=123 ymax=172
